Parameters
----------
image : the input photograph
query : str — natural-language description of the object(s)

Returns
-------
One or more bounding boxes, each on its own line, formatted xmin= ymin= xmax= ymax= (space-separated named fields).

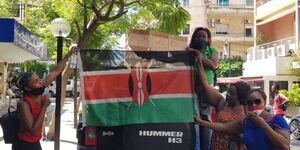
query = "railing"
xmin=207 ymin=4 xmax=254 ymax=9
xmin=246 ymin=36 xmax=295 ymax=61
xmin=212 ymin=33 xmax=254 ymax=38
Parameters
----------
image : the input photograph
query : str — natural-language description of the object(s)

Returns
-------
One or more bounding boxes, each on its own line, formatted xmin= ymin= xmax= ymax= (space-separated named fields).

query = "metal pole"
xmin=54 ymin=36 xmax=63 ymax=150
xmin=73 ymin=67 xmax=78 ymax=128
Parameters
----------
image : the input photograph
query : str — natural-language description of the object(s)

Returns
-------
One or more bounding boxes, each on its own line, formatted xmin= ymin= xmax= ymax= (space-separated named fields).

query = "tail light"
xmin=85 ymin=126 xmax=97 ymax=146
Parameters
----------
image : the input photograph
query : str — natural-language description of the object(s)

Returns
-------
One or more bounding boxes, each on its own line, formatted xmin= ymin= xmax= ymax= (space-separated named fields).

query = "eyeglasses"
xmin=246 ymin=99 xmax=262 ymax=106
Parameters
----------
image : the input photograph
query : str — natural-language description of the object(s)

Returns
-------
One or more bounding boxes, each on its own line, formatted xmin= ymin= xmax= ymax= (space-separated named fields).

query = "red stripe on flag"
xmin=83 ymin=70 xmax=193 ymax=100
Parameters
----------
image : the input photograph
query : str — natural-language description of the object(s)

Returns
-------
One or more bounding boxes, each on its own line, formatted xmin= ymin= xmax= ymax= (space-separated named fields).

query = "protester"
xmin=272 ymin=84 xmax=289 ymax=116
xmin=8 ymin=46 xmax=79 ymax=150
xmin=195 ymin=88 xmax=291 ymax=150
xmin=190 ymin=51 xmax=250 ymax=150
xmin=187 ymin=27 xmax=219 ymax=150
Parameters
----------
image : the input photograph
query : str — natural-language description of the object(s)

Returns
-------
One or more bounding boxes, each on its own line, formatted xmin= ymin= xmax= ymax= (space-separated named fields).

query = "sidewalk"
xmin=0 ymin=97 xmax=78 ymax=150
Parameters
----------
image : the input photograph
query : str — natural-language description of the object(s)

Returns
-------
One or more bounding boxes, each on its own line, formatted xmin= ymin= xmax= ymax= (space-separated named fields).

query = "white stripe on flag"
xmin=85 ymin=97 xmax=133 ymax=104
xmin=85 ymin=94 xmax=193 ymax=104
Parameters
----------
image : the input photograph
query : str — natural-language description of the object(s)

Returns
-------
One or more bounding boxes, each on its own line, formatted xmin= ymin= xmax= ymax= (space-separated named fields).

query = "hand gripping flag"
xmin=79 ymin=50 xmax=195 ymax=126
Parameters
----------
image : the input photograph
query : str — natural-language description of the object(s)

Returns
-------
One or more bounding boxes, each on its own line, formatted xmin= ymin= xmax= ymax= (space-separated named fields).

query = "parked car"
xmin=290 ymin=115 xmax=300 ymax=140
xmin=49 ymin=82 xmax=56 ymax=97
xmin=66 ymin=79 xmax=80 ymax=97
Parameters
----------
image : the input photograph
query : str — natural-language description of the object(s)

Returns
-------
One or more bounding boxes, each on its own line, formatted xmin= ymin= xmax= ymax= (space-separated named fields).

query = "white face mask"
xmin=248 ymin=106 xmax=264 ymax=116
xmin=250 ymin=109 xmax=264 ymax=115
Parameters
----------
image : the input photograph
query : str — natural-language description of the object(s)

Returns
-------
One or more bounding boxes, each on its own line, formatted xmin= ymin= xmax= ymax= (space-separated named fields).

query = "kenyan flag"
xmin=79 ymin=50 xmax=195 ymax=126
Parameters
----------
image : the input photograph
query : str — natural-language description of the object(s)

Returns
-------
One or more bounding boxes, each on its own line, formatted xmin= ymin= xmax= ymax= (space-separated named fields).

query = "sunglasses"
xmin=246 ymin=99 xmax=262 ymax=106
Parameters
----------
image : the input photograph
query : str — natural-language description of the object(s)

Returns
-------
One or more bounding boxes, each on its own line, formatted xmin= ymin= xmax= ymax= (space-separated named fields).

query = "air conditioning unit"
xmin=208 ymin=19 xmax=215 ymax=23
xmin=266 ymin=47 xmax=275 ymax=58
xmin=244 ymin=19 xmax=251 ymax=24
xmin=289 ymin=43 xmax=296 ymax=55
xmin=276 ymin=45 xmax=286 ymax=56
xmin=256 ymin=49 xmax=264 ymax=60
xmin=215 ymin=19 xmax=222 ymax=23
xmin=208 ymin=22 xmax=215 ymax=27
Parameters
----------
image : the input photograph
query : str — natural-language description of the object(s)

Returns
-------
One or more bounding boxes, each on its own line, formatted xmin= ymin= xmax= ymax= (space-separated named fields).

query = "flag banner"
xmin=79 ymin=50 xmax=195 ymax=126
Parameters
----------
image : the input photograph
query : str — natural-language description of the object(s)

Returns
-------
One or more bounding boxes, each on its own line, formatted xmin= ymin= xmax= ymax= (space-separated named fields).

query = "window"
xmin=246 ymin=0 xmax=254 ymax=6
xmin=215 ymin=24 xmax=229 ymax=35
xmin=182 ymin=0 xmax=189 ymax=6
xmin=182 ymin=24 xmax=190 ymax=35
xmin=245 ymin=28 xmax=252 ymax=37
xmin=219 ymin=0 xmax=229 ymax=6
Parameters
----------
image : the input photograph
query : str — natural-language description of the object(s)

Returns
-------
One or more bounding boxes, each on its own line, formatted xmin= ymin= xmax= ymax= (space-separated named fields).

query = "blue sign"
xmin=0 ymin=18 xmax=47 ymax=60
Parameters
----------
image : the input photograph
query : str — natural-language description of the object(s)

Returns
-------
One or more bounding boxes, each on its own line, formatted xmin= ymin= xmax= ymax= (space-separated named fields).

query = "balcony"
xmin=256 ymin=0 xmax=295 ymax=20
xmin=211 ymin=33 xmax=254 ymax=42
xmin=243 ymin=36 xmax=296 ymax=76
xmin=207 ymin=4 xmax=254 ymax=15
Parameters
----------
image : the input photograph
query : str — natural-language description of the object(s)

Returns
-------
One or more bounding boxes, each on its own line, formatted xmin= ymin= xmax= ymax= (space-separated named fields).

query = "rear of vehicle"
xmin=77 ymin=50 xmax=196 ymax=150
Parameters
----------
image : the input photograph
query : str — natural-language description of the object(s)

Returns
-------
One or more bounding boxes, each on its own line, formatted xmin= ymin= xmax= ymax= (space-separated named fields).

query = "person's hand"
xmin=187 ymin=47 xmax=202 ymax=64
xmin=69 ymin=44 xmax=80 ymax=54
xmin=194 ymin=114 xmax=204 ymax=125
xmin=41 ymin=94 xmax=51 ymax=108
xmin=247 ymin=112 xmax=268 ymax=128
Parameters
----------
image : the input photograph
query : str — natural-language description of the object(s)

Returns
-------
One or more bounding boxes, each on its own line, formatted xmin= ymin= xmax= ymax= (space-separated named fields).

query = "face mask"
xmin=248 ymin=106 xmax=264 ymax=115
xmin=28 ymin=86 xmax=45 ymax=96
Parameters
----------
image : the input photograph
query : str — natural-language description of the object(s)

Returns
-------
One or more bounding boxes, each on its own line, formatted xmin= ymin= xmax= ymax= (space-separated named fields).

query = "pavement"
xmin=0 ymin=97 xmax=78 ymax=150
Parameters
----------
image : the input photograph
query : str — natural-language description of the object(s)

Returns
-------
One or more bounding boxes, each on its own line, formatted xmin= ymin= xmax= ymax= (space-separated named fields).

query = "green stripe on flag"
xmin=85 ymin=98 xmax=194 ymax=126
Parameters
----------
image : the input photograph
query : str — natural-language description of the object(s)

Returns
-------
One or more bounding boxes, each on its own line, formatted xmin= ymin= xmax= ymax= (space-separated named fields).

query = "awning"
xmin=217 ymin=77 xmax=241 ymax=84
xmin=0 ymin=18 xmax=47 ymax=63
xmin=256 ymin=7 xmax=294 ymax=26
xmin=217 ymin=76 xmax=263 ymax=84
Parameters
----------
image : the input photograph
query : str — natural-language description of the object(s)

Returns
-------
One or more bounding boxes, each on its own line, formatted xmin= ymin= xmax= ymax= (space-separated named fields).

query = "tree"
xmin=217 ymin=56 xmax=245 ymax=77
xmin=41 ymin=0 xmax=191 ymax=140
xmin=1 ymin=0 xmax=191 ymax=140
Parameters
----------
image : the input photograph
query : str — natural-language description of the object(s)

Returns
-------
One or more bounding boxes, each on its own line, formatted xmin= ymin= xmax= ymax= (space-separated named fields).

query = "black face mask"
xmin=28 ymin=86 xmax=45 ymax=96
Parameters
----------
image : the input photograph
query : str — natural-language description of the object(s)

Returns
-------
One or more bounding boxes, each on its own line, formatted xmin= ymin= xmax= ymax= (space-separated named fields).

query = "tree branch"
xmin=125 ymin=0 xmax=140 ymax=6
xmin=77 ymin=0 xmax=92 ymax=9
xmin=105 ymin=0 xmax=115 ymax=17
xmin=74 ymin=20 xmax=82 ymax=38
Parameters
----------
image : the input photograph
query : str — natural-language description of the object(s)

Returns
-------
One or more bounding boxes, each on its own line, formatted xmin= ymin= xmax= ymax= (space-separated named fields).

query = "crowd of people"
xmin=188 ymin=27 xmax=291 ymax=150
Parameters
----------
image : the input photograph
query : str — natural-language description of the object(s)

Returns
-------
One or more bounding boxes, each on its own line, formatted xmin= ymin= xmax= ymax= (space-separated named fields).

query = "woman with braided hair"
xmin=8 ymin=46 xmax=79 ymax=150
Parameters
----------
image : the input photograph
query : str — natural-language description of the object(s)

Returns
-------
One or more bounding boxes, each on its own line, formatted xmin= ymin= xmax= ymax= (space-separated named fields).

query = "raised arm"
xmin=194 ymin=51 xmax=224 ymax=108
xmin=194 ymin=114 xmax=243 ymax=135
xmin=42 ymin=46 xmax=79 ymax=86
xmin=202 ymin=51 xmax=219 ymax=71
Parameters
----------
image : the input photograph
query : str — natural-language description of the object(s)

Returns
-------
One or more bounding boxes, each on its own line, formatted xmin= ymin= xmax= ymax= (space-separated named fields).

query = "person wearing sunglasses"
xmin=190 ymin=48 xmax=250 ymax=150
xmin=195 ymin=88 xmax=291 ymax=150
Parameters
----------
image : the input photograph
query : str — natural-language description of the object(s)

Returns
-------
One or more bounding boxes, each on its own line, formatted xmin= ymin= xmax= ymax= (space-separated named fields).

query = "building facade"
xmin=181 ymin=0 xmax=254 ymax=59
xmin=242 ymin=0 xmax=300 ymax=104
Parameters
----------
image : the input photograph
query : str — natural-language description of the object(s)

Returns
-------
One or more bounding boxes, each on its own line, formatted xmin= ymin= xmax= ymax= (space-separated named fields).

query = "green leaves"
xmin=280 ymin=84 xmax=300 ymax=107
xmin=218 ymin=56 xmax=245 ymax=77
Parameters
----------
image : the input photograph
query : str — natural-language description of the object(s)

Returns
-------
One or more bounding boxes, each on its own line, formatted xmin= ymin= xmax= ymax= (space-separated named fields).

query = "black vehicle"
xmin=290 ymin=115 xmax=300 ymax=140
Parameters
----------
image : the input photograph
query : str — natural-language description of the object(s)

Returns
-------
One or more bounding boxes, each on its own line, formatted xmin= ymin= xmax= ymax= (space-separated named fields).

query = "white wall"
xmin=243 ymin=56 xmax=292 ymax=76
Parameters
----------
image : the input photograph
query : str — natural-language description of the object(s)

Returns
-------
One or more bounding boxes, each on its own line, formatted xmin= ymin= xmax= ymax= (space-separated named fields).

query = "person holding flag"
xmin=8 ymin=46 xmax=79 ymax=150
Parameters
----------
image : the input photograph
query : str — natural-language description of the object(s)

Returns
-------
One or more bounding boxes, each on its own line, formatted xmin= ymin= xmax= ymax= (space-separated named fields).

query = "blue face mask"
xmin=190 ymin=39 xmax=208 ymax=51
